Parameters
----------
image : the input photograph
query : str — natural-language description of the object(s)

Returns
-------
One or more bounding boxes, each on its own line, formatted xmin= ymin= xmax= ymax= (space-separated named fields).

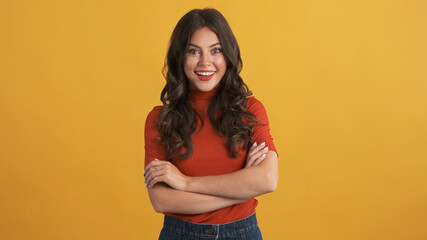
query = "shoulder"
xmin=146 ymin=106 xmax=163 ymax=123
xmin=246 ymin=96 xmax=264 ymax=110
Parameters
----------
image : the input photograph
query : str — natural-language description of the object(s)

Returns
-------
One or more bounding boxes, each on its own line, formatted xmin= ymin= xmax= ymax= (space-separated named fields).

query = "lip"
xmin=195 ymin=71 xmax=216 ymax=81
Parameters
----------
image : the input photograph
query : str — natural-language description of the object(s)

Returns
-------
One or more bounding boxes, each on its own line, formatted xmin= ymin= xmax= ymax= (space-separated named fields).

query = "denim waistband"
xmin=162 ymin=213 xmax=259 ymax=239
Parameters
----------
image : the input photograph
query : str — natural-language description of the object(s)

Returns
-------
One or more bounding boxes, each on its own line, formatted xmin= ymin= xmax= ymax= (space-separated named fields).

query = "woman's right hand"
xmin=144 ymin=159 xmax=190 ymax=191
xmin=245 ymin=142 xmax=269 ymax=168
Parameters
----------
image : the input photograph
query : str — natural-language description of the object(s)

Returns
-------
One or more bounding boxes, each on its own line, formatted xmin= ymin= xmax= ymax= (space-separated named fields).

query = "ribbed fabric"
xmin=144 ymin=90 xmax=277 ymax=224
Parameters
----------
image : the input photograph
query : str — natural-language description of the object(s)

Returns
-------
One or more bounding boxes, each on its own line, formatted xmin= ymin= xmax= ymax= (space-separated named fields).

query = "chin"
xmin=191 ymin=80 xmax=220 ymax=92
xmin=195 ymin=86 xmax=214 ymax=92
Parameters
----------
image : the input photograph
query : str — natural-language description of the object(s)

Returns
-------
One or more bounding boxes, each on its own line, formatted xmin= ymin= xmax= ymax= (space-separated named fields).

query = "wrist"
xmin=184 ymin=176 xmax=196 ymax=193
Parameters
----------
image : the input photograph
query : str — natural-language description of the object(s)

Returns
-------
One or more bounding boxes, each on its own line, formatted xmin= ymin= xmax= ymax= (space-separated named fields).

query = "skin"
xmin=145 ymin=27 xmax=279 ymax=214
xmin=184 ymin=27 xmax=226 ymax=92
xmin=145 ymin=142 xmax=270 ymax=190
xmin=145 ymin=142 xmax=278 ymax=213
xmin=145 ymin=141 xmax=272 ymax=214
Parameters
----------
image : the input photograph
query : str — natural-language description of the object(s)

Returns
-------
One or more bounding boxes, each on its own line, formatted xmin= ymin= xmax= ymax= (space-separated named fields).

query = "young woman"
xmin=144 ymin=8 xmax=278 ymax=240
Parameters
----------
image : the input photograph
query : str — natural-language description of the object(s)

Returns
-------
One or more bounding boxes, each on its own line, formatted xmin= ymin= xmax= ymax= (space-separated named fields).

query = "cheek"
xmin=216 ymin=58 xmax=227 ymax=74
xmin=184 ymin=59 xmax=196 ymax=76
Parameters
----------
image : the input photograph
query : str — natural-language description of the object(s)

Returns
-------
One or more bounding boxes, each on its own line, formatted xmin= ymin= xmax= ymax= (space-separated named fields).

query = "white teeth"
xmin=196 ymin=71 xmax=215 ymax=76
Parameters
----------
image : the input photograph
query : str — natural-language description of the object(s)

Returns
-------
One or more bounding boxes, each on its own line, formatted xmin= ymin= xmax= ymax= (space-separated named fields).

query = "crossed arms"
xmin=144 ymin=143 xmax=278 ymax=214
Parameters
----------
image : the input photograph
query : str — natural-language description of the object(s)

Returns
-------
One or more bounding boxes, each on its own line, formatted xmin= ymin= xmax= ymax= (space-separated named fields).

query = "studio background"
xmin=1 ymin=0 xmax=426 ymax=239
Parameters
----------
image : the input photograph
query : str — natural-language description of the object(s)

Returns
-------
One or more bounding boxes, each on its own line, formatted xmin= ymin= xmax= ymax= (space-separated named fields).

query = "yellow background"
xmin=1 ymin=0 xmax=426 ymax=239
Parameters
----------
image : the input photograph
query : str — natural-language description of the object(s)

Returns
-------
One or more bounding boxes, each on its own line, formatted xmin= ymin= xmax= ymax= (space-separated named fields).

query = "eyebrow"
xmin=188 ymin=43 xmax=221 ymax=48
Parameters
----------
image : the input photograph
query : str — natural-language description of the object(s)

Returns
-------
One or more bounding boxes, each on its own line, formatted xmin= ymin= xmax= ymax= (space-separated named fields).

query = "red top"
xmin=144 ymin=88 xmax=277 ymax=224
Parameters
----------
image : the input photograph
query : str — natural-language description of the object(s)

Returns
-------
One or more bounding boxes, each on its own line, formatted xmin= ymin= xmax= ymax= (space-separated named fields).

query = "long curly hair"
xmin=157 ymin=8 xmax=258 ymax=161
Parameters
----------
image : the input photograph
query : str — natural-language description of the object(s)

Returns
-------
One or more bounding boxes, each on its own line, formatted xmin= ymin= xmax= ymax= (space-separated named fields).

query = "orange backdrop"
xmin=1 ymin=0 xmax=426 ymax=239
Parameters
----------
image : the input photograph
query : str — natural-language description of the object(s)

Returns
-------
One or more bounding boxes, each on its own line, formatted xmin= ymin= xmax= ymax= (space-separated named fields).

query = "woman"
xmin=144 ymin=8 xmax=278 ymax=240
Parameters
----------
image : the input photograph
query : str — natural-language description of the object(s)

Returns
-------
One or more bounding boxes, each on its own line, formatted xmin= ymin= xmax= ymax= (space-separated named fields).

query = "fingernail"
xmin=262 ymin=154 xmax=266 ymax=158
xmin=253 ymin=142 xmax=257 ymax=147
xmin=264 ymin=147 xmax=269 ymax=151
xmin=154 ymin=158 xmax=158 ymax=161
xmin=144 ymin=179 xmax=145 ymax=183
xmin=145 ymin=183 xmax=147 ymax=187
xmin=261 ymin=142 xmax=265 ymax=146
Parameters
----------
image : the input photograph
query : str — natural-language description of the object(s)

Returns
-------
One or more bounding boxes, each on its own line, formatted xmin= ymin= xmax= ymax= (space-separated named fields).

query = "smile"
xmin=195 ymin=71 xmax=216 ymax=81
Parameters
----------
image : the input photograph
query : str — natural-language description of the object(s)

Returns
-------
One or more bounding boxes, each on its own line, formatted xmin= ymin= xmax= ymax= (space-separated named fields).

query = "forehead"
xmin=189 ymin=27 xmax=220 ymax=46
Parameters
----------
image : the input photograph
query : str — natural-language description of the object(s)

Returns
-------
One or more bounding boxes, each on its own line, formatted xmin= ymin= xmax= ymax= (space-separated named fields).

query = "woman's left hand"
xmin=245 ymin=142 xmax=269 ymax=168
xmin=144 ymin=159 xmax=189 ymax=190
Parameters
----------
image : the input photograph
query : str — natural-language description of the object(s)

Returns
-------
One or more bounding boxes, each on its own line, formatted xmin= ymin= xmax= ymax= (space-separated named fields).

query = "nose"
xmin=198 ymin=52 xmax=211 ymax=66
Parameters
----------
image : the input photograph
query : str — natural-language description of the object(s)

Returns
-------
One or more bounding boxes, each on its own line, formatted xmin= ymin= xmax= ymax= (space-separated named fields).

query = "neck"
xmin=188 ymin=87 xmax=218 ymax=102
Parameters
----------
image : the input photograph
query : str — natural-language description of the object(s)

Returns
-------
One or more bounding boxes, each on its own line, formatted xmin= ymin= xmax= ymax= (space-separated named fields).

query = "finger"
xmin=148 ymin=173 xmax=169 ymax=189
xmin=252 ymin=153 xmax=267 ymax=166
xmin=144 ymin=165 xmax=155 ymax=179
xmin=249 ymin=142 xmax=257 ymax=151
xmin=255 ymin=142 xmax=266 ymax=152
xmin=145 ymin=159 xmax=166 ymax=176
xmin=245 ymin=156 xmax=256 ymax=168
xmin=256 ymin=146 xmax=269 ymax=159
xmin=144 ymin=164 xmax=162 ymax=185
xmin=246 ymin=143 xmax=257 ymax=167
xmin=248 ymin=142 xmax=266 ymax=156
xmin=247 ymin=145 xmax=268 ymax=162
xmin=148 ymin=166 xmax=175 ymax=189
xmin=145 ymin=158 xmax=161 ymax=169
xmin=145 ymin=162 xmax=175 ymax=188
xmin=247 ymin=150 xmax=268 ymax=168
xmin=247 ymin=142 xmax=258 ymax=155
xmin=246 ymin=144 xmax=268 ymax=168
xmin=145 ymin=168 xmax=165 ymax=188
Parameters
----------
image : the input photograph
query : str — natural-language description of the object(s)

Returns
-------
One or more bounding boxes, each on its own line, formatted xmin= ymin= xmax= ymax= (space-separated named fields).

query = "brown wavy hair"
xmin=157 ymin=8 xmax=258 ymax=161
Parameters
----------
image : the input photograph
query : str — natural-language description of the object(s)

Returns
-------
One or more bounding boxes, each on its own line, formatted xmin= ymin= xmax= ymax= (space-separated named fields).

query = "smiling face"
xmin=184 ymin=27 xmax=227 ymax=92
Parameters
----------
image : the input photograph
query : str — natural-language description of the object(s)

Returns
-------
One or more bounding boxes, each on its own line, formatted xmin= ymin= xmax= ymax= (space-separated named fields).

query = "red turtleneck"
xmin=144 ymin=88 xmax=277 ymax=224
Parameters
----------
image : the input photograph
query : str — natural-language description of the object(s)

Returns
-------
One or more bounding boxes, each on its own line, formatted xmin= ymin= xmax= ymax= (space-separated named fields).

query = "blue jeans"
xmin=158 ymin=213 xmax=263 ymax=240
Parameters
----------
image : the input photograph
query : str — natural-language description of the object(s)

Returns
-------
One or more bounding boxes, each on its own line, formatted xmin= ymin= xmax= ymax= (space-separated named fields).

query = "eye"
xmin=212 ymin=48 xmax=222 ymax=54
xmin=188 ymin=49 xmax=199 ymax=55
